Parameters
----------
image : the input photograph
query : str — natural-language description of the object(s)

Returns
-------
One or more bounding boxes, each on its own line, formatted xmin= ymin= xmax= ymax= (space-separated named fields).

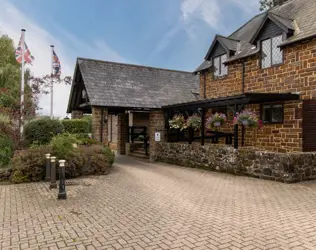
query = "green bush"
xmin=24 ymin=118 xmax=64 ymax=146
xmin=9 ymin=144 xmax=114 ymax=183
xmin=102 ymin=146 xmax=115 ymax=165
xmin=10 ymin=146 xmax=51 ymax=183
xmin=50 ymin=133 xmax=77 ymax=158
xmin=62 ymin=119 xmax=90 ymax=134
xmin=0 ymin=133 xmax=14 ymax=168
xmin=82 ymin=115 xmax=92 ymax=133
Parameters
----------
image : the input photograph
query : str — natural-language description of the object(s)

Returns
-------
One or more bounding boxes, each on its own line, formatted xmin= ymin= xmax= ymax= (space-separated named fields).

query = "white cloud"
xmin=181 ymin=0 xmax=221 ymax=30
xmin=0 ymin=0 xmax=127 ymax=118
xmin=180 ymin=0 xmax=260 ymax=36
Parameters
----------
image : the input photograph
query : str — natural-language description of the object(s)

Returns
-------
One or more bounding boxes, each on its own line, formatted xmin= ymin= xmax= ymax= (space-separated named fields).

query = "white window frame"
xmin=261 ymin=35 xmax=283 ymax=69
xmin=213 ymin=54 xmax=228 ymax=77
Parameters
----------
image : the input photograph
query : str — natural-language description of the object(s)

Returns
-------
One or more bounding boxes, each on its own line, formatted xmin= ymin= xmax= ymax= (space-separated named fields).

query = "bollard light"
xmin=45 ymin=153 xmax=51 ymax=181
xmin=58 ymin=160 xmax=67 ymax=200
xmin=50 ymin=156 xmax=57 ymax=189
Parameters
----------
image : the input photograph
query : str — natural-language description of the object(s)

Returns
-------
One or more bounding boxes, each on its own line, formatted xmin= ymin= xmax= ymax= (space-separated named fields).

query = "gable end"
xmin=207 ymin=41 xmax=227 ymax=60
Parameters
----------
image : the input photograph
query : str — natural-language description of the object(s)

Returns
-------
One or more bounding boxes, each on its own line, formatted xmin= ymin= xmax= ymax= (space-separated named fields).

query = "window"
xmin=213 ymin=54 xmax=227 ymax=77
xmin=261 ymin=104 xmax=284 ymax=124
xmin=261 ymin=35 xmax=283 ymax=68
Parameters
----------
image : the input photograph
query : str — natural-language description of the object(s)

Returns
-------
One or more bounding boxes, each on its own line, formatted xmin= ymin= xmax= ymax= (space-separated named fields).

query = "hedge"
xmin=62 ymin=119 xmax=90 ymax=134
xmin=24 ymin=118 xmax=64 ymax=146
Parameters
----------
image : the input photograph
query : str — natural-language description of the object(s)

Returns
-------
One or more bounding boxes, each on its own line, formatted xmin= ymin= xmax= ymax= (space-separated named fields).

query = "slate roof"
xmin=70 ymin=58 xmax=199 ymax=110
xmin=195 ymin=0 xmax=316 ymax=71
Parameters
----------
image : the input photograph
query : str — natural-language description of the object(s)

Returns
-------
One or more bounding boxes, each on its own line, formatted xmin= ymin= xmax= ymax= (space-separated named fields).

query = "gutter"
xmin=203 ymin=72 xmax=207 ymax=99
xmin=100 ymin=108 xmax=104 ymax=142
xmin=242 ymin=61 xmax=245 ymax=94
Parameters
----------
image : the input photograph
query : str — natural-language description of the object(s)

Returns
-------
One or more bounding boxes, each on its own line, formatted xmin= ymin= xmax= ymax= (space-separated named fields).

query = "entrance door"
xmin=303 ymin=100 xmax=316 ymax=151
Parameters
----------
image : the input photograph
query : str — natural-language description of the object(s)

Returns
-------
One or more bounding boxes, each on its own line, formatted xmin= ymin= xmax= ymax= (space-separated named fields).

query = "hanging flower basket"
xmin=169 ymin=114 xmax=186 ymax=130
xmin=205 ymin=113 xmax=227 ymax=129
xmin=186 ymin=114 xmax=201 ymax=131
xmin=233 ymin=109 xmax=263 ymax=128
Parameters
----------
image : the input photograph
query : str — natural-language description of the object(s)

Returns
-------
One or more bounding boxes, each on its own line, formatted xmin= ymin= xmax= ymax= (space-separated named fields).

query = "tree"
xmin=259 ymin=0 xmax=289 ymax=11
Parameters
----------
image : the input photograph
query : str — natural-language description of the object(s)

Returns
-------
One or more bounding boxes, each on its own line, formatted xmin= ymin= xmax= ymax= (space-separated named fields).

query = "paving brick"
xmin=1 ymin=155 xmax=316 ymax=249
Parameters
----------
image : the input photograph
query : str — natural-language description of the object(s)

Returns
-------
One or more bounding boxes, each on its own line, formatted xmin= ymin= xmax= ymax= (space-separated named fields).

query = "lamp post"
xmin=58 ymin=160 xmax=67 ymax=200
xmin=50 ymin=156 xmax=57 ymax=189
xmin=45 ymin=153 xmax=51 ymax=181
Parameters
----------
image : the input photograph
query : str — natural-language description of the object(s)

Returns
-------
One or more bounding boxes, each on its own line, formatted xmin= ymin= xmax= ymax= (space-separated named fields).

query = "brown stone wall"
xmin=202 ymin=38 xmax=316 ymax=152
xmin=71 ymin=110 xmax=83 ymax=119
xmin=149 ymin=110 xmax=165 ymax=159
xmin=117 ymin=113 xmax=128 ymax=155
xmin=92 ymin=107 xmax=108 ymax=144
xmin=152 ymin=142 xmax=316 ymax=183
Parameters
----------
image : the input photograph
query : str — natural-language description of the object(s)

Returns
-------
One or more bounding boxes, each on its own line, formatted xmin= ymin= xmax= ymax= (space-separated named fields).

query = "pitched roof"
xmin=195 ymin=0 xmax=316 ymax=70
xmin=204 ymin=35 xmax=239 ymax=60
xmin=69 ymin=58 xmax=199 ymax=110
xmin=193 ymin=60 xmax=212 ymax=74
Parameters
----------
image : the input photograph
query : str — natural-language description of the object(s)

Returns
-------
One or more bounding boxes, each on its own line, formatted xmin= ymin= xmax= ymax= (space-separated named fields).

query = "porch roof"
xmin=162 ymin=92 xmax=300 ymax=110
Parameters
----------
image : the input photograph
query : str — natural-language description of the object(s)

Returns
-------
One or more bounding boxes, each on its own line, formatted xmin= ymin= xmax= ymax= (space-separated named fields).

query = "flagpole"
xmin=50 ymin=45 xmax=54 ymax=119
xmin=20 ymin=29 xmax=26 ymax=137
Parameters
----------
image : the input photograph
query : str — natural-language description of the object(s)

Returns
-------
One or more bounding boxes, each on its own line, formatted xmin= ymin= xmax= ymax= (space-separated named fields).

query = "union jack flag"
xmin=15 ymin=35 xmax=34 ymax=64
xmin=52 ymin=49 xmax=61 ymax=76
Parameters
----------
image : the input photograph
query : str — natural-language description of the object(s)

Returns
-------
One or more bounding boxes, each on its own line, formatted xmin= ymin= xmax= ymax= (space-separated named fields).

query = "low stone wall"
xmin=151 ymin=142 xmax=316 ymax=183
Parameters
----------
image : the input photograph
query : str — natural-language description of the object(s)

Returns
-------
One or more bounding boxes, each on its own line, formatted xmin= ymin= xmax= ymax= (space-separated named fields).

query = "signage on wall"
xmin=155 ymin=132 xmax=161 ymax=142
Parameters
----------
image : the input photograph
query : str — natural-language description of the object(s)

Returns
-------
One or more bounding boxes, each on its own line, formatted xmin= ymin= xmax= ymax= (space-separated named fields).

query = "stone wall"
xmin=151 ymin=142 xmax=316 ymax=183
xmin=200 ymin=38 xmax=316 ymax=152
xmin=149 ymin=111 xmax=165 ymax=156
xmin=91 ymin=107 xmax=108 ymax=144
xmin=117 ymin=113 xmax=128 ymax=155
xmin=71 ymin=110 xmax=83 ymax=119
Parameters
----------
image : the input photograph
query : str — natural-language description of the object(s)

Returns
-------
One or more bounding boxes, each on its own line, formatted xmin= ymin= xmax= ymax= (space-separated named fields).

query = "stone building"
xmin=67 ymin=58 xmax=199 ymax=157
xmin=165 ymin=0 xmax=316 ymax=153
xmin=68 ymin=0 xmax=316 ymax=160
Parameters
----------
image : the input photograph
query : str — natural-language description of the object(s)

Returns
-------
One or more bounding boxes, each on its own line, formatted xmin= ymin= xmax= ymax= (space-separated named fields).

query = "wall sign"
xmin=155 ymin=132 xmax=161 ymax=142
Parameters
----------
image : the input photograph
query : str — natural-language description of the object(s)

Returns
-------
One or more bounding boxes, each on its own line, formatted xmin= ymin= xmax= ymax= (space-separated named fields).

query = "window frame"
xmin=260 ymin=103 xmax=284 ymax=124
xmin=213 ymin=54 xmax=228 ymax=78
xmin=261 ymin=35 xmax=284 ymax=69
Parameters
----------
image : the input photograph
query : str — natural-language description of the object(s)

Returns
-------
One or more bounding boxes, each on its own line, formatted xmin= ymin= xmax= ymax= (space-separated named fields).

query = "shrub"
xmin=0 ymin=133 xmax=14 ymax=168
xmin=62 ymin=119 xmax=90 ymax=134
xmin=10 ymin=146 xmax=51 ymax=183
xmin=102 ymin=146 xmax=115 ymax=165
xmin=50 ymin=133 xmax=77 ymax=158
xmin=9 ymin=145 xmax=114 ymax=183
xmin=24 ymin=117 xmax=64 ymax=145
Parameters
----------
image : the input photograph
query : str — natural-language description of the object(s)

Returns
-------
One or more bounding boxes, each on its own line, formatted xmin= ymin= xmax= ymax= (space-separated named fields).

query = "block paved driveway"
xmin=1 ymin=156 xmax=316 ymax=250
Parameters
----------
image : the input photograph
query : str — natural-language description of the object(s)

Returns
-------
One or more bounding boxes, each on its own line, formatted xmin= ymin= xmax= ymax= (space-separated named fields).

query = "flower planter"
xmin=242 ymin=120 xmax=249 ymax=126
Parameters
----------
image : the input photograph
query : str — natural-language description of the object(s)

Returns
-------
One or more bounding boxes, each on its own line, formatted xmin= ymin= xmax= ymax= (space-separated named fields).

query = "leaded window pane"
xmin=261 ymin=39 xmax=271 ymax=69
xmin=262 ymin=105 xmax=271 ymax=123
xmin=261 ymin=104 xmax=284 ymax=123
xmin=272 ymin=35 xmax=283 ymax=65
xmin=271 ymin=104 xmax=283 ymax=123
xmin=213 ymin=56 xmax=220 ymax=76
xmin=221 ymin=54 xmax=227 ymax=76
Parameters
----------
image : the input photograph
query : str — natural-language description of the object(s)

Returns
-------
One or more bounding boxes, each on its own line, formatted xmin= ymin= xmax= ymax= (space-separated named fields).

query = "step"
xmin=128 ymin=152 xmax=150 ymax=160
xmin=132 ymin=148 xmax=147 ymax=154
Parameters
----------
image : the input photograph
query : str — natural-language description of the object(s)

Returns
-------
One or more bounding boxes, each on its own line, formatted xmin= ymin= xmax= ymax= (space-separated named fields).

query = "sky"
xmin=0 ymin=0 xmax=260 ymax=118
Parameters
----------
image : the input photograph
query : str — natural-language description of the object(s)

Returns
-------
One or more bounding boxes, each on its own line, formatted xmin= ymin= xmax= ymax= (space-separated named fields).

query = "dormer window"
xmin=213 ymin=54 xmax=227 ymax=77
xmin=261 ymin=35 xmax=283 ymax=69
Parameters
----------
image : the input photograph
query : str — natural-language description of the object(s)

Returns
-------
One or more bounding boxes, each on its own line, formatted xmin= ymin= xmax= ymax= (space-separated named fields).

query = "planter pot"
xmin=242 ymin=120 xmax=249 ymax=126
xmin=214 ymin=121 xmax=221 ymax=127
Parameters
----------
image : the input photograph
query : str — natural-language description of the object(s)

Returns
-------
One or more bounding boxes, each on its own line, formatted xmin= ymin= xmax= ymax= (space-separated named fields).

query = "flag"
xmin=15 ymin=35 xmax=35 ymax=64
xmin=52 ymin=49 xmax=61 ymax=76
